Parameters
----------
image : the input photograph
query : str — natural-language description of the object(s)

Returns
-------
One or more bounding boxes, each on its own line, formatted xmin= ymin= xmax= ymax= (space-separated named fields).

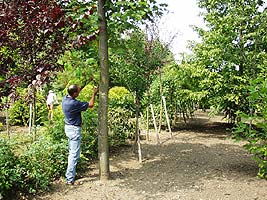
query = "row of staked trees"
xmin=185 ymin=0 xmax=267 ymax=177
xmin=142 ymin=0 xmax=267 ymax=179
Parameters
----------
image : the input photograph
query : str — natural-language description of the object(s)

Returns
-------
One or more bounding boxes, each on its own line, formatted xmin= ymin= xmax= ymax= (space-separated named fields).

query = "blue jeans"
xmin=65 ymin=125 xmax=82 ymax=183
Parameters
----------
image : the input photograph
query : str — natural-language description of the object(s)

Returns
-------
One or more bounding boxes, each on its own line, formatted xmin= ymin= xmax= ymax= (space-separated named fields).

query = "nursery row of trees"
xmin=189 ymin=0 xmax=267 ymax=177
xmin=0 ymin=0 xmax=267 ymax=198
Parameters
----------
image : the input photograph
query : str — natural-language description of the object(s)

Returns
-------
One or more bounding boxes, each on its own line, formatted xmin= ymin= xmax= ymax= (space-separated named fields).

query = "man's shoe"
xmin=66 ymin=181 xmax=74 ymax=185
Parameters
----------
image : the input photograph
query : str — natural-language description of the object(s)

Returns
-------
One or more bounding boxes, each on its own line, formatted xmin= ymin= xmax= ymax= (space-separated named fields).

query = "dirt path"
xmin=35 ymin=112 xmax=267 ymax=200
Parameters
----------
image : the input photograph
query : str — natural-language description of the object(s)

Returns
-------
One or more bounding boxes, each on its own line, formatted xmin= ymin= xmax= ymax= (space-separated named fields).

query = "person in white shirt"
xmin=46 ymin=90 xmax=58 ymax=120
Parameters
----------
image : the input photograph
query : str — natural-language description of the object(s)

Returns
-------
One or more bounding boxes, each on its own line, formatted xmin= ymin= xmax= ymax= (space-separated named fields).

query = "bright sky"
xmin=157 ymin=0 xmax=205 ymax=60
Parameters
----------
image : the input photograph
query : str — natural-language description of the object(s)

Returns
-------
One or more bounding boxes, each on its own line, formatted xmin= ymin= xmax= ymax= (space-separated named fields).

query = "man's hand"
xmin=88 ymin=86 xmax=98 ymax=108
xmin=93 ymin=86 xmax=99 ymax=95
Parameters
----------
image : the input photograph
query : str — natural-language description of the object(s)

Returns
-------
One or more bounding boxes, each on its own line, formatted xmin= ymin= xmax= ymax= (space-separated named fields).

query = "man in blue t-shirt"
xmin=62 ymin=84 xmax=98 ymax=185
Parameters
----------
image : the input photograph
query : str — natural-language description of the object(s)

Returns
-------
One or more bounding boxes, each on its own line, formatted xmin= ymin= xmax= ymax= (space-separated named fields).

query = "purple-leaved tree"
xmin=0 ymin=0 xmax=97 ymax=101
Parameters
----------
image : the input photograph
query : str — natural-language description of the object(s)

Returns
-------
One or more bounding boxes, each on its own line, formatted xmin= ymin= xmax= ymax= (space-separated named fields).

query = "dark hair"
xmin=68 ymin=84 xmax=79 ymax=96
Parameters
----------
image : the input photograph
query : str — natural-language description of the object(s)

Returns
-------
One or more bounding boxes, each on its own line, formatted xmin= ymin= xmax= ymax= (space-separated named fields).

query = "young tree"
xmin=109 ymin=29 xmax=174 ymax=159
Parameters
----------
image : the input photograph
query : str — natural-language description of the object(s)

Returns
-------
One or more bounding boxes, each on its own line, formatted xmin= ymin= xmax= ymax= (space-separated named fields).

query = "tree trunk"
xmin=239 ymin=29 xmax=244 ymax=75
xmin=98 ymin=0 xmax=110 ymax=181
xmin=135 ymin=96 xmax=142 ymax=162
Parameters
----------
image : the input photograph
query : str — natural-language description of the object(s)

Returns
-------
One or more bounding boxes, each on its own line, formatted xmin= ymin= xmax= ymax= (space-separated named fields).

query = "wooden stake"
xmin=158 ymin=67 xmax=163 ymax=134
xmin=29 ymin=103 xmax=32 ymax=135
xmin=5 ymin=99 xmax=10 ymax=140
xmin=146 ymin=107 xmax=150 ymax=141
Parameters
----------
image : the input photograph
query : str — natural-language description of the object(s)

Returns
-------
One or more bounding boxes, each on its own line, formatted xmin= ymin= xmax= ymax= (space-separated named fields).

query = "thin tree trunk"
xmin=150 ymin=104 xmax=159 ymax=144
xmin=135 ymin=97 xmax=142 ymax=162
xmin=98 ymin=0 xmax=110 ymax=181
xmin=239 ymin=29 xmax=244 ymax=75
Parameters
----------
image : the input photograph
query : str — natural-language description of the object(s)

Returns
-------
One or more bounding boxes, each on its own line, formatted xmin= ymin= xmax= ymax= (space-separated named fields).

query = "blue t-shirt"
xmin=62 ymin=95 xmax=89 ymax=126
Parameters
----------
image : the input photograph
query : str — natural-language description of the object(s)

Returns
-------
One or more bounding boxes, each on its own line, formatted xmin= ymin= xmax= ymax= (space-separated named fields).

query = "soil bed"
xmin=34 ymin=111 xmax=267 ymax=200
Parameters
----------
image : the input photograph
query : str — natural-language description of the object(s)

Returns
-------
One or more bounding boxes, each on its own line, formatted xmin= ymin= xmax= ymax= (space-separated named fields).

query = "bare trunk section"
xmin=135 ymin=96 xmax=142 ymax=162
xmin=98 ymin=0 xmax=110 ymax=181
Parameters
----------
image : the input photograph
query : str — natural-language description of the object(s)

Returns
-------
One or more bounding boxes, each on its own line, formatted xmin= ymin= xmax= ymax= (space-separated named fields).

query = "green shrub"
xmin=109 ymin=86 xmax=135 ymax=110
xmin=108 ymin=87 xmax=136 ymax=146
xmin=233 ymin=118 xmax=267 ymax=178
xmin=0 ymin=139 xmax=20 ymax=198
xmin=46 ymin=106 xmax=66 ymax=142
xmin=8 ymin=89 xmax=47 ymax=126
xmin=245 ymin=142 xmax=267 ymax=178
xmin=81 ymin=108 xmax=98 ymax=158
xmin=0 ymin=138 xmax=55 ymax=197
xmin=9 ymin=98 xmax=30 ymax=126
xmin=16 ymin=138 xmax=68 ymax=194
xmin=108 ymin=107 xmax=135 ymax=146
xmin=0 ymin=122 xmax=3 ymax=131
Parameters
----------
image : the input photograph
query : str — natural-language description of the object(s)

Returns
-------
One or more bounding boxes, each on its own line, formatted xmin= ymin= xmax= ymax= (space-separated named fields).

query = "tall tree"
xmin=95 ymin=0 xmax=167 ymax=173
